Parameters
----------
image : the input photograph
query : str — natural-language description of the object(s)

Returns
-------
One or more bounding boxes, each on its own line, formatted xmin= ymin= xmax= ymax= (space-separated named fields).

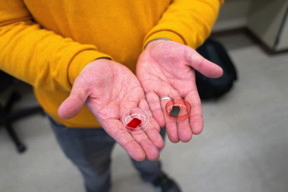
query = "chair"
xmin=0 ymin=71 xmax=44 ymax=153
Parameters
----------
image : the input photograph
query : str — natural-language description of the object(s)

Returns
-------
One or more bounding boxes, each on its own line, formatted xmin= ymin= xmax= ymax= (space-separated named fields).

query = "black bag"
xmin=195 ymin=38 xmax=238 ymax=100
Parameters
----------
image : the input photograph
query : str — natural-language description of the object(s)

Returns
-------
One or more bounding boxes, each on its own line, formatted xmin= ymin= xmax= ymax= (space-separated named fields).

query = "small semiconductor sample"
xmin=169 ymin=106 xmax=180 ymax=117
xmin=126 ymin=118 xmax=142 ymax=129
xmin=165 ymin=99 xmax=191 ymax=121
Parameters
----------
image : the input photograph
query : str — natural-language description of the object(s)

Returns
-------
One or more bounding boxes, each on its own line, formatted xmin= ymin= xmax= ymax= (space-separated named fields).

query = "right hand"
xmin=58 ymin=59 xmax=164 ymax=161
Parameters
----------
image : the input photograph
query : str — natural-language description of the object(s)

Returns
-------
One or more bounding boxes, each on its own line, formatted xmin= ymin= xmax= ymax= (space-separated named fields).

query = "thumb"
xmin=58 ymin=87 xmax=88 ymax=119
xmin=185 ymin=47 xmax=223 ymax=78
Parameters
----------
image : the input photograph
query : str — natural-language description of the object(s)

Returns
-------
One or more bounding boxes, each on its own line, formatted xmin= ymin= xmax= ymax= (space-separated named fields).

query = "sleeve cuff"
xmin=68 ymin=50 xmax=112 ymax=86
xmin=143 ymin=30 xmax=186 ymax=49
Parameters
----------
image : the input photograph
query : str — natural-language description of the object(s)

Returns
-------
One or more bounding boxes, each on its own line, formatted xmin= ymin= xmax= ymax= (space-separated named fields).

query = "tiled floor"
xmin=1 ymin=32 xmax=288 ymax=192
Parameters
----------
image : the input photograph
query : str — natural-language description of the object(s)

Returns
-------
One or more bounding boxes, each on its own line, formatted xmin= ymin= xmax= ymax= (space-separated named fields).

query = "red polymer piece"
xmin=126 ymin=118 xmax=142 ymax=129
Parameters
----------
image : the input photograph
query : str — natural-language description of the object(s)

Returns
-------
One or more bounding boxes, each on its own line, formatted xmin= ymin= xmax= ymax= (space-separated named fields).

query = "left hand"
xmin=136 ymin=40 xmax=223 ymax=143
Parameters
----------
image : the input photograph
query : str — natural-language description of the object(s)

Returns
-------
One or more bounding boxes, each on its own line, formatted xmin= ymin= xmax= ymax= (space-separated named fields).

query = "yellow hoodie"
xmin=0 ymin=0 xmax=223 ymax=127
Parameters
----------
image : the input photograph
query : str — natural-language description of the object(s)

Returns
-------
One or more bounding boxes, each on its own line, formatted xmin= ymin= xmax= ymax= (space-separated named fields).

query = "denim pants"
xmin=49 ymin=117 xmax=165 ymax=192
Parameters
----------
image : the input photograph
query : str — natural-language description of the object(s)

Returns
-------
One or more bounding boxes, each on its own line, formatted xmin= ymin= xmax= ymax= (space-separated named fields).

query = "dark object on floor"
xmin=0 ymin=71 xmax=44 ymax=153
xmin=196 ymin=38 xmax=238 ymax=100
xmin=152 ymin=172 xmax=182 ymax=192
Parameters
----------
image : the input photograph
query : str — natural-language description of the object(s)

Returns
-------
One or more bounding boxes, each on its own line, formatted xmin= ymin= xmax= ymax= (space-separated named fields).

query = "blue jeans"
xmin=49 ymin=117 xmax=166 ymax=192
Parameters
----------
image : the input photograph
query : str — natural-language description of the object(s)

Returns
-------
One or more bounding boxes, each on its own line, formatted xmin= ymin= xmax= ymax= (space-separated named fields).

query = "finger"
xmin=165 ymin=118 xmax=179 ymax=143
xmin=185 ymin=47 xmax=223 ymax=78
xmin=131 ymin=132 xmax=160 ymax=161
xmin=58 ymin=86 xmax=89 ymax=119
xmin=138 ymin=98 xmax=160 ymax=130
xmin=185 ymin=89 xmax=203 ymax=135
xmin=177 ymin=119 xmax=193 ymax=142
xmin=161 ymin=99 xmax=179 ymax=143
xmin=134 ymin=100 xmax=164 ymax=150
xmin=144 ymin=127 xmax=165 ymax=150
xmin=103 ymin=120 xmax=147 ymax=161
xmin=145 ymin=92 xmax=165 ymax=127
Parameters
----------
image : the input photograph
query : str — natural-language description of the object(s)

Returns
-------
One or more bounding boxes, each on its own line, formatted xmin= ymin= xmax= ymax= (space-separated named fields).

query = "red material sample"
xmin=126 ymin=118 xmax=142 ymax=129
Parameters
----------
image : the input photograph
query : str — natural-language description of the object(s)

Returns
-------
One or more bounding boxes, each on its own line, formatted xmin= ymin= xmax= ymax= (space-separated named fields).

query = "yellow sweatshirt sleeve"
xmin=0 ymin=0 xmax=112 ymax=91
xmin=144 ymin=0 xmax=224 ymax=49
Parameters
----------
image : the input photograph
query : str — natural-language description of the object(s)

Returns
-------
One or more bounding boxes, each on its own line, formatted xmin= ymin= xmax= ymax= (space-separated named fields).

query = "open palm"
xmin=58 ymin=59 xmax=164 ymax=161
xmin=136 ymin=40 xmax=223 ymax=143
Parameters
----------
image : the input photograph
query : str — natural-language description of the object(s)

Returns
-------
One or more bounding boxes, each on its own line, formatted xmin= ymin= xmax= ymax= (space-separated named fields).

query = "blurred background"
xmin=1 ymin=0 xmax=288 ymax=191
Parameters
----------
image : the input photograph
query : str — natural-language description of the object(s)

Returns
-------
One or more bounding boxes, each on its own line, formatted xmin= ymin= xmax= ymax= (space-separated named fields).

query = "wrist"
xmin=145 ymin=38 xmax=170 ymax=49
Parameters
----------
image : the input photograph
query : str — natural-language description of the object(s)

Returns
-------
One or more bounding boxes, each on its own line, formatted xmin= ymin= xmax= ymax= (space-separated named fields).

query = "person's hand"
xmin=136 ymin=40 xmax=223 ymax=143
xmin=58 ymin=59 xmax=164 ymax=161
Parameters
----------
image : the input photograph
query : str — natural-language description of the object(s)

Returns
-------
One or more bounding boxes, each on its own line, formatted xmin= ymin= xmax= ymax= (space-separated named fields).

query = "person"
xmin=0 ymin=0 xmax=224 ymax=192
